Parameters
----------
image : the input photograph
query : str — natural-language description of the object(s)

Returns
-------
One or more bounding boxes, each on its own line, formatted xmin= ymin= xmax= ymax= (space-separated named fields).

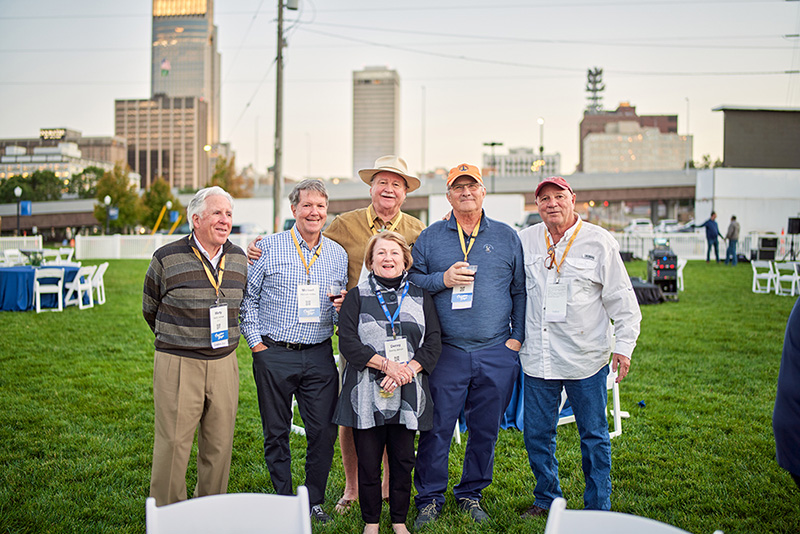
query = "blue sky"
xmin=1 ymin=0 xmax=798 ymax=181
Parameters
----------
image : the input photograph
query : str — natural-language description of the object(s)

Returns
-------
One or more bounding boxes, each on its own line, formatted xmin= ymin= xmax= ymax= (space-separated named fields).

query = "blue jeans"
xmin=725 ymin=239 xmax=738 ymax=266
xmin=414 ymin=341 xmax=520 ymax=508
xmin=523 ymin=366 xmax=611 ymax=510
xmin=706 ymin=239 xmax=719 ymax=262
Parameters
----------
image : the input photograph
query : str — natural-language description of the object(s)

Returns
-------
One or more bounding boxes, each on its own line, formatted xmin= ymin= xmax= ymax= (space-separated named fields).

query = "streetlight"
xmin=14 ymin=186 xmax=22 ymax=236
xmin=274 ymin=0 xmax=299 ymax=233
xmin=483 ymin=142 xmax=503 ymax=194
xmin=104 ymin=195 xmax=112 ymax=235
xmin=537 ymin=117 xmax=545 ymax=179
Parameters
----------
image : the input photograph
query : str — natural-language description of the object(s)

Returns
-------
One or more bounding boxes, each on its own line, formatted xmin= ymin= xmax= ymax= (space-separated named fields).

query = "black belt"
xmin=263 ymin=336 xmax=328 ymax=351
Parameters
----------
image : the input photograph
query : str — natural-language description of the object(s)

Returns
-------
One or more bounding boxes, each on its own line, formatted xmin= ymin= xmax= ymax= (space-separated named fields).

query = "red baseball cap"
xmin=535 ymin=176 xmax=573 ymax=198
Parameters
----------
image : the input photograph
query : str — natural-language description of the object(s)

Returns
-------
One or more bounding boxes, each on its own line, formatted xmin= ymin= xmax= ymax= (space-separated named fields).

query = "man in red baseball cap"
xmin=518 ymin=176 xmax=641 ymax=517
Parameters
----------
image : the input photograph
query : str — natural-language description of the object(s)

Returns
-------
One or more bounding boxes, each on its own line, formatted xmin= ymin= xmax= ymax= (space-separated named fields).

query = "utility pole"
xmin=538 ymin=117 xmax=545 ymax=179
xmin=273 ymin=0 xmax=298 ymax=233
xmin=483 ymin=141 xmax=502 ymax=194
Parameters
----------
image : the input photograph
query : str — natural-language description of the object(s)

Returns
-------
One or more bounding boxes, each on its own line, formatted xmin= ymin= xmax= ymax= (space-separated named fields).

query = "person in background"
xmin=143 ymin=186 xmax=247 ymax=506
xmin=724 ymin=215 xmax=740 ymax=266
xmin=774 ymin=298 xmax=800 ymax=491
xmin=247 ymin=155 xmax=425 ymax=513
xmin=333 ymin=231 xmax=441 ymax=534
xmin=699 ymin=211 xmax=722 ymax=263
xmin=409 ymin=163 xmax=525 ymax=527
xmin=518 ymin=176 xmax=641 ymax=517
xmin=240 ymin=179 xmax=348 ymax=523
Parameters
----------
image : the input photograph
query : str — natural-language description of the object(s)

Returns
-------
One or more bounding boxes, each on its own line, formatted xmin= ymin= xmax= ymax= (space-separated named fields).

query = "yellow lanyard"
xmin=292 ymin=228 xmax=322 ymax=284
xmin=191 ymin=246 xmax=226 ymax=300
xmin=366 ymin=206 xmax=403 ymax=235
xmin=545 ymin=218 xmax=582 ymax=275
xmin=456 ymin=215 xmax=481 ymax=262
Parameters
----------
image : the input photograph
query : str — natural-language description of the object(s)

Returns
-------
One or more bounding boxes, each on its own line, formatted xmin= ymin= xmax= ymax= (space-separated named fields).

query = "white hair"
xmin=187 ymin=186 xmax=234 ymax=230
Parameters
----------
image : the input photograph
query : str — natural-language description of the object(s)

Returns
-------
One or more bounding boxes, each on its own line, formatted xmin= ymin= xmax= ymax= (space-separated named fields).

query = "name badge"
xmin=297 ymin=284 xmax=321 ymax=323
xmin=385 ymin=337 xmax=409 ymax=363
xmin=451 ymin=282 xmax=474 ymax=309
xmin=209 ymin=304 xmax=229 ymax=349
xmin=545 ymin=282 xmax=568 ymax=323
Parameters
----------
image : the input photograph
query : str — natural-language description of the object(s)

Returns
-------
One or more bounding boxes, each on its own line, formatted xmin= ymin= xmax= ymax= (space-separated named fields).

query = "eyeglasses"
xmin=545 ymin=245 xmax=556 ymax=270
xmin=449 ymin=183 xmax=482 ymax=193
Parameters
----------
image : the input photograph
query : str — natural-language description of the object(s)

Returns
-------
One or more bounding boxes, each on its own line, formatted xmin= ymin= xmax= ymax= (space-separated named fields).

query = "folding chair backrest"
xmin=59 ymin=247 xmax=75 ymax=262
xmin=145 ymin=487 xmax=312 ymax=534
xmin=543 ymin=498 xmax=722 ymax=534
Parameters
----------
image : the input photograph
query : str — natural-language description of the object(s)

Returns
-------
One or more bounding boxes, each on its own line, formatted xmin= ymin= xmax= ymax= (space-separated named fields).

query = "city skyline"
xmin=1 ymin=0 xmax=798 ymax=184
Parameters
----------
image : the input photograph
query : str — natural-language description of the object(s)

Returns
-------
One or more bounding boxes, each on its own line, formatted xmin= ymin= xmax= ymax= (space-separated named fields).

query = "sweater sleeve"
xmin=142 ymin=254 xmax=163 ymax=333
xmin=337 ymin=288 xmax=379 ymax=371
xmin=410 ymin=289 xmax=442 ymax=375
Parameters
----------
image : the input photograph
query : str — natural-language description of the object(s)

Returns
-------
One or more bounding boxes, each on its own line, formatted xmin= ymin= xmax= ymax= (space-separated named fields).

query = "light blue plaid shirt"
xmin=240 ymin=226 xmax=349 ymax=348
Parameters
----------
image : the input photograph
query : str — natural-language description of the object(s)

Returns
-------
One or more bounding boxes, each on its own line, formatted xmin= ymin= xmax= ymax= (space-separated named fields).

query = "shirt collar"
xmin=192 ymin=233 xmax=224 ymax=269
xmin=447 ymin=208 xmax=487 ymax=232
xmin=368 ymin=204 xmax=402 ymax=230
xmin=547 ymin=214 xmax=582 ymax=246
xmin=291 ymin=224 xmax=322 ymax=251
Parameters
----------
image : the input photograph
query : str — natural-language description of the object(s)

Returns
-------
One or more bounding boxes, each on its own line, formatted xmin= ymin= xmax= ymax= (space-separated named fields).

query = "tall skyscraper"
xmin=151 ymin=0 xmax=220 ymax=144
xmin=352 ymin=66 xmax=399 ymax=179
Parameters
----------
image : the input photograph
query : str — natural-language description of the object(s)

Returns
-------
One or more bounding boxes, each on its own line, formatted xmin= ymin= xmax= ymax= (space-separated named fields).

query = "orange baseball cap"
xmin=446 ymin=163 xmax=483 ymax=186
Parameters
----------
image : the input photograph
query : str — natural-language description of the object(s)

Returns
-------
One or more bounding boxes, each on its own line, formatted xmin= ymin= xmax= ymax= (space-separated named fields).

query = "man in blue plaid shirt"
xmin=240 ymin=179 xmax=348 ymax=522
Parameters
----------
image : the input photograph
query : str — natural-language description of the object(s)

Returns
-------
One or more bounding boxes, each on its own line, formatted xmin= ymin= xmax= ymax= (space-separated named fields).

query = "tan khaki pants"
xmin=149 ymin=349 xmax=239 ymax=506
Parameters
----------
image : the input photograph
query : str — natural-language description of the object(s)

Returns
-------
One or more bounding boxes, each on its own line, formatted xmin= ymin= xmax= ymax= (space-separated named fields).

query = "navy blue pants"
xmin=414 ymin=341 xmax=519 ymax=509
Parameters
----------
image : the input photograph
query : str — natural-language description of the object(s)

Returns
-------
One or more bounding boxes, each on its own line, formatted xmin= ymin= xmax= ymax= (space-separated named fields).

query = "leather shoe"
xmin=521 ymin=504 xmax=548 ymax=518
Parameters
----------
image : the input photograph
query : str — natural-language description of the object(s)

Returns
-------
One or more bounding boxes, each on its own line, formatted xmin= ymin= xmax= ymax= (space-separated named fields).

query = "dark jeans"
xmin=414 ymin=341 xmax=520 ymax=508
xmin=251 ymin=339 xmax=338 ymax=506
xmin=706 ymin=239 xmax=719 ymax=262
xmin=725 ymin=239 xmax=738 ymax=266
xmin=352 ymin=425 xmax=416 ymax=523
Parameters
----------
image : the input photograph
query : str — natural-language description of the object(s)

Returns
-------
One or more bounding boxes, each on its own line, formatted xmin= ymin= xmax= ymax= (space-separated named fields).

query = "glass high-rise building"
xmin=353 ymin=66 xmax=399 ymax=179
xmin=151 ymin=0 xmax=220 ymax=145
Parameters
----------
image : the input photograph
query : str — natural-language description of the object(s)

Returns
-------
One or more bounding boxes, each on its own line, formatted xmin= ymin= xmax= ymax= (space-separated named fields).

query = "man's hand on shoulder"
xmin=247 ymin=236 xmax=264 ymax=265
xmin=611 ymin=353 xmax=631 ymax=383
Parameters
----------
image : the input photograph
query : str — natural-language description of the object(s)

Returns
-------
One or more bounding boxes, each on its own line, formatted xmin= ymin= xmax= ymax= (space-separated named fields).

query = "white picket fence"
xmin=75 ymin=234 xmax=262 ymax=260
xmin=0 ymin=235 xmax=44 ymax=252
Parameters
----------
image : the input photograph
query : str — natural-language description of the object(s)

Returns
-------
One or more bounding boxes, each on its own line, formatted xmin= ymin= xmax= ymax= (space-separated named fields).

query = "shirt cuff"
xmin=613 ymin=340 xmax=635 ymax=359
xmin=244 ymin=331 xmax=262 ymax=349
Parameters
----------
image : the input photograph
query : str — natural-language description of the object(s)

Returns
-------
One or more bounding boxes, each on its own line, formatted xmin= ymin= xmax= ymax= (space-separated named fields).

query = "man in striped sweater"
xmin=143 ymin=186 xmax=248 ymax=506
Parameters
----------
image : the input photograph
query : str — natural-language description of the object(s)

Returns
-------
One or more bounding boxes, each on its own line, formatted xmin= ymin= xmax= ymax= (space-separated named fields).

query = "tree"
xmin=0 ymin=175 xmax=32 ymax=204
xmin=694 ymin=154 xmax=723 ymax=169
xmin=140 ymin=178 xmax=183 ymax=231
xmin=210 ymin=155 xmax=253 ymax=198
xmin=68 ymin=166 xmax=104 ymax=198
xmin=0 ymin=171 xmax=63 ymax=202
xmin=93 ymin=163 xmax=141 ymax=233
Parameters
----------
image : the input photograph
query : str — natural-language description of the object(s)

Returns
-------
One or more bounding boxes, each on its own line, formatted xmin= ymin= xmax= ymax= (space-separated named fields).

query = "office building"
xmin=353 ymin=66 xmax=400 ymax=179
xmin=582 ymin=121 xmax=691 ymax=174
xmin=483 ymin=147 xmax=561 ymax=178
xmin=0 ymin=142 xmax=117 ymax=182
xmin=152 ymin=0 xmax=220 ymax=144
xmin=115 ymin=95 xmax=209 ymax=190
xmin=578 ymin=102 xmax=678 ymax=172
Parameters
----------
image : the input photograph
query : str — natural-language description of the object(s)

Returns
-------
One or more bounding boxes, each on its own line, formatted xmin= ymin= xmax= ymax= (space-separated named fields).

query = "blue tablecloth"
xmin=0 ymin=266 xmax=81 ymax=312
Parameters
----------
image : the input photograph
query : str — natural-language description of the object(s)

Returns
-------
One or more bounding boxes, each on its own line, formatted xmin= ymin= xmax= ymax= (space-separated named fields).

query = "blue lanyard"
xmin=375 ymin=281 xmax=409 ymax=339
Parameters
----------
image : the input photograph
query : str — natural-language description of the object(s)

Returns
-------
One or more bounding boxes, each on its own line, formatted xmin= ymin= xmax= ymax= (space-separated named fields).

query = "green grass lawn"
xmin=0 ymin=259 xmax=798 ymax=533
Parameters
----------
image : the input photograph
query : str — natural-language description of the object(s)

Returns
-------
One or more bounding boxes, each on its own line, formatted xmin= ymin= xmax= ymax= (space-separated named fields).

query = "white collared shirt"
xmin=193 ymin=234 xmax=224 ymax=270
xmin=518 ymin=215 xmax=641 ymax=380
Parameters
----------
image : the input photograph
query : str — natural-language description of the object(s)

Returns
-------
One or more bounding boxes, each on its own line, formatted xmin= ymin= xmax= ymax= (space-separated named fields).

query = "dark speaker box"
xmin=789 ymin=218 xmax=800 ymax=235
xmin=759 ymin=237 xmax=778 ymax=249
xmin=757 ymin=249 xmax=776 ymax=261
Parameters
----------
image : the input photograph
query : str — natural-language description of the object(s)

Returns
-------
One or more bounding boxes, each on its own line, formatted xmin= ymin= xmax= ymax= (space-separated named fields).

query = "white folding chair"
xmin=544 ymin=497 xmax=724 ymax=534
xmin=64 ymin=265 xmax=97 ymax=309
xmin=774 ymin=262 xmax=799 ymax=296
xmin=34 ymin=268 xmax=65 ymax=313
xmin=42 ymin=249 xmax=61 ymax=265
xmin=3 ymin=249 xmax=24 ymax=265
xmin=90 ymin=262 xmax=109 ymax=304
xmin=557 ymin=363 xmax=628 ymax=439
xmin=146 ymin=486 xmax=312 ymax=534
xmin=58 ymin=247 xmax=75 ymax=263
xmin=751 ymin=260 xmax=776 ymax=294
xmin=676 ymin=258 xmax=687 ymax=291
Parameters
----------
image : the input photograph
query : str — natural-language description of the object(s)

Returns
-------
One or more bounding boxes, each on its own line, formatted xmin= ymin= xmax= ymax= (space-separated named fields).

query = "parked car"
xmin=623 ymin=218 xmax=654 ymax=233
xmin=517 ymin=211 xmax=543 ymax=228
xmin=654 ymin=219 xmax=680 ymax=233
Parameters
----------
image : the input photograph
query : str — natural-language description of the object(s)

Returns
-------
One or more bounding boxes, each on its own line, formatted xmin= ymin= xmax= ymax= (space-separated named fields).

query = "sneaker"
xmin=414 ymin=502 xmax=440 ymax=529
xmin=310 ymin=504 xmax=331 ymax=523
xmin=457 ymin=498 xmax=490 ymax=523
xmin=520 ymin=503 xmax=548 ymax=518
